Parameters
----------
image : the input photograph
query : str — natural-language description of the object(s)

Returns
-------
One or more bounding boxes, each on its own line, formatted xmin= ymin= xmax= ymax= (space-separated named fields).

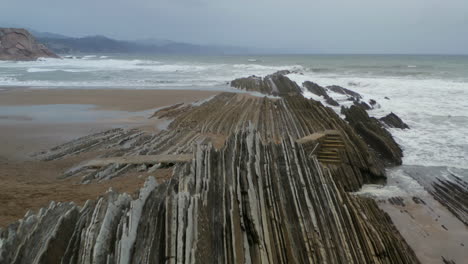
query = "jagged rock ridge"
xmin=0 ymin=75 xmax=418 ymax=263
xmin=0 ymin=28 xmax=59 ymax=61
xmin=380 ymin=113 xmax=410 ymax=129
xmin=230 ymin=71 xmax=302 ymax=96
xmin=342 ymin=105 xmax=403 ymax=165
xmin=0 ymin=130 xmax=419 ymax=263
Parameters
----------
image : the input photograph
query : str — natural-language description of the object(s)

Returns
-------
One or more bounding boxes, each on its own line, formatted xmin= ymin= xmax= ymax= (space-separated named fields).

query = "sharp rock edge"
xmin=1 ymin=74 xmax=421 ymax=263
xmin=0 ymin=130 xmax=419 ymax=263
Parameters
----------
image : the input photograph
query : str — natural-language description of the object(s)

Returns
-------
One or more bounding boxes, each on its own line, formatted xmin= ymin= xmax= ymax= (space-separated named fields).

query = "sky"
xmin=2 ymin=0 xmax=468 ymax=54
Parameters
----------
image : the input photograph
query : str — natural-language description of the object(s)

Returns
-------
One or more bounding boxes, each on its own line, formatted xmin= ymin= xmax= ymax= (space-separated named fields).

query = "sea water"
xmin=1 ymin=54 xmax=467 ymax=191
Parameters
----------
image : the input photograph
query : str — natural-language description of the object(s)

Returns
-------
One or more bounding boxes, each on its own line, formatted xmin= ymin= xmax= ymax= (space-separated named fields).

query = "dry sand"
xmin=0 ymin=87 xmax=219 ymax=227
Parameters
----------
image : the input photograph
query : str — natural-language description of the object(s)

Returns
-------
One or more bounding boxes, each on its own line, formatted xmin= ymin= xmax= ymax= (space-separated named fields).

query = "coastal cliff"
xmin=0 ymin=74 xmax=419 ymax=263
xmin=0 ymin=28 xmax=59 ymax=61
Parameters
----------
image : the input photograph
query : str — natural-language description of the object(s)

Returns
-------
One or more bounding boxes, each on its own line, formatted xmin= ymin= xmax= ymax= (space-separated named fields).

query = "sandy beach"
xmin=0 ymin=87 xmax=218 ymax=227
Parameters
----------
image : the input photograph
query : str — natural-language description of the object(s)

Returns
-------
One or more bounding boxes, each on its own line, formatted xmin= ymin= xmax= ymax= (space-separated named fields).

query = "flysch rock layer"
xmin=0 ymin=28 xmax=59 ymax=61
xmin=0 ymin=130 xmax=419 ymax=263
xmin=35 ymin=93 xmax=388 ymax=191
xmin=0 ymin=74 xmax=419 ymax=263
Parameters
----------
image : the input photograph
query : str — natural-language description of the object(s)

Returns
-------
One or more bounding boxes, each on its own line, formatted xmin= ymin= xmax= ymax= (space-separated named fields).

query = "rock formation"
xmin=380 ymin=113 xmax=410 ymax=129
xmin=303 ymin=81 xmax=340 ymax=106
xmin=231 ymin=71 xmax=302 ymax=96
xmin=0 ymin=75 xmax=420 ymax=263
xmin=0 ymin=28 xmax=59 ymax=60
xmin=342 ymin=105 xmax=403 ymax=166
xmin=303 ymin=81 xmax=329 ymax=98
xmin=0 ymin=130 xmax=419 ymax=264
xmin=402 ymin=166 xmax=468 ymax=226
xmin=327 ymin=85 xmax=362 ymax=100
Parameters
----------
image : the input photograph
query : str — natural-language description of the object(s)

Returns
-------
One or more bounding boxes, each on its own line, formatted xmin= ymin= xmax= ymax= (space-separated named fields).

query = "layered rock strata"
xmin=0 ymin=130 xmax=419 ymax=263
xmin=0 ymin=28 xmax=59 ymax=60
xmin=0 ymin=74 xmax=419 ymax=263
xmin=36 ymin=93 xmax=386 ymax=190
xmin=231 ymin=71 xmax=302 ymax=96
xmin=342 ymin=105 xmax=403 ymax=165
xmin=402 ymin=166 xmax=468 ymax=226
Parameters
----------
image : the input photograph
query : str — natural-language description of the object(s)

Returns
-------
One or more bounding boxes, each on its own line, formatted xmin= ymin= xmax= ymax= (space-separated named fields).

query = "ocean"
xmin=0 ymin=54 xmax=467 ymax=191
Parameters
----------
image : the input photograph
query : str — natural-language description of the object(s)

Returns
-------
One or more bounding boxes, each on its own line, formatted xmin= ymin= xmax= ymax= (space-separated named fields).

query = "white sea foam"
xmin=354 ymin=167 xmax=427 ymax=198
xmin=0 ymin=57 xmax=303 ymax=88
xmin=288 ymin=72 xmax=468 ymax=170
xmin=1 ymin=56 xmax=466 ymax=172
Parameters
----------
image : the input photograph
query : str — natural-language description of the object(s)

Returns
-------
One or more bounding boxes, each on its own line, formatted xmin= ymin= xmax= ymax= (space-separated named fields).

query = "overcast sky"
xmin=2 ymin=0 xmax=468 ymax=54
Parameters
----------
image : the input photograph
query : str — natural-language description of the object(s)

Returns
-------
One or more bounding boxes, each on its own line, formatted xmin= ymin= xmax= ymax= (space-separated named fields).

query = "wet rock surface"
xmin=0 ymin=28 xmax=59 ymax=60
xmin=327 ymin=85 xmax=362 ymax=100
xmin=404 ymin=166 xmax=468 ymax=226
xmin=342 ymin=105 xmax=403 ymax=166
xmin=231 ymin=71 xmax=302 ymax=96
xmin=0 ymin=130 xmax=419 ymax=263
xmin=0 ymin=75 xmax=421 ymax=263
xmin=303 ymin=81 xmax=329 ymax=98
xmin=380 ymin=113 xmax=410 ymax=129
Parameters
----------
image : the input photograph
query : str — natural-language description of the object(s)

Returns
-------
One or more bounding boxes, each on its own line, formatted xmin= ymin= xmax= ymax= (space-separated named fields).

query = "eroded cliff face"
xmin=0 ymin=75 xmax=419 ymax=263
xmin=0 ymin=28 xmax=59 ymax=61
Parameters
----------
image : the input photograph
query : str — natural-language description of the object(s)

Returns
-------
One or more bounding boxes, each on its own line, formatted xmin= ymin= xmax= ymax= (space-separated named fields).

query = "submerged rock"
xmin=0 ymin=28 xmax=59 ymax=60
xmin=380 ymin=112 xmax=410 ymax=129
xmin=302 ymin=81 xmax=340 ymax=106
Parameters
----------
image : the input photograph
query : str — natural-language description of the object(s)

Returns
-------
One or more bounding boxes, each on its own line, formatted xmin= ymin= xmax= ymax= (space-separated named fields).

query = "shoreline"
xmin=0 ymin=86 xmax=220 ymax=111
xmin=0 ymin=77 xmax=465 ymax=262
xmin=0 ymin=88 xmax=219 ymax=227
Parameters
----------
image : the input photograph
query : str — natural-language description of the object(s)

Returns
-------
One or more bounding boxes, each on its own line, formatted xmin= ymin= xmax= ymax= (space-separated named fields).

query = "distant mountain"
xmin=28 ymin=30 xmax=69 ymax=39
xmin=32 ymin=31 xmax=250 ymax=55
xmin=133 ymin=38 xmax=175 ymax=46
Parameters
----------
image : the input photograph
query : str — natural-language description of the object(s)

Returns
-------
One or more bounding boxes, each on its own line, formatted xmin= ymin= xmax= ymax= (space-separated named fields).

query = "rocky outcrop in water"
xmin=303 ymin=81 xmax=328 ymax=98
xmin=0 ymin=75 xmax=419 ymax=263
xmin=231 ymin=71 xmax=302 ymax=96
xmin=380 ymin=113 xmax=410 ymax=129
xmin=303 ymin=81 xmax=340 ymax=106
xmin=342 ymin=105 xmax=403 ymax=165
xmin=0 ymin=28 xmax=59 ymax=60
xmin=327 ymin=85 xmax=362 ymax=100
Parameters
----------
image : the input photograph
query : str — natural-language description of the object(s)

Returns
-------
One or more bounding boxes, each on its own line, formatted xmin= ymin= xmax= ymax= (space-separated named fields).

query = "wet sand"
xmin=0 ymin=87 xmax=219 ymax=227
xmin=0 ymin=87 xmax=219 ymax=111
xmin=379 ymin=196 xmax=467 ymax=264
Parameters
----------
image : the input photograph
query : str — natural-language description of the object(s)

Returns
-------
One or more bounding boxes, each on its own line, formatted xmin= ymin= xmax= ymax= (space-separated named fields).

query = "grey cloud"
xmin=1 ymin=0 xmax=467 ymax=53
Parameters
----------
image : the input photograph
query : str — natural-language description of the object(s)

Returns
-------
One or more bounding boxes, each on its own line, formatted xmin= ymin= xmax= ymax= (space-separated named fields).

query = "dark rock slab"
xmin=354 ymin=100 xmax=372 ymax=110
xmin=230 ymin=70 xmax=302 ymax=96
xmin=303 ymin=81 xmax=329 ymax=98
xmin=325 ymin=97 xmax=340 ymax=106
xmin=342 ymin=105 xmax=403 ymax=165
xmin=380 ymin=113 xmax=410 ymax=129
xmin=327 ymin=85 xmax=362 ymax=100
